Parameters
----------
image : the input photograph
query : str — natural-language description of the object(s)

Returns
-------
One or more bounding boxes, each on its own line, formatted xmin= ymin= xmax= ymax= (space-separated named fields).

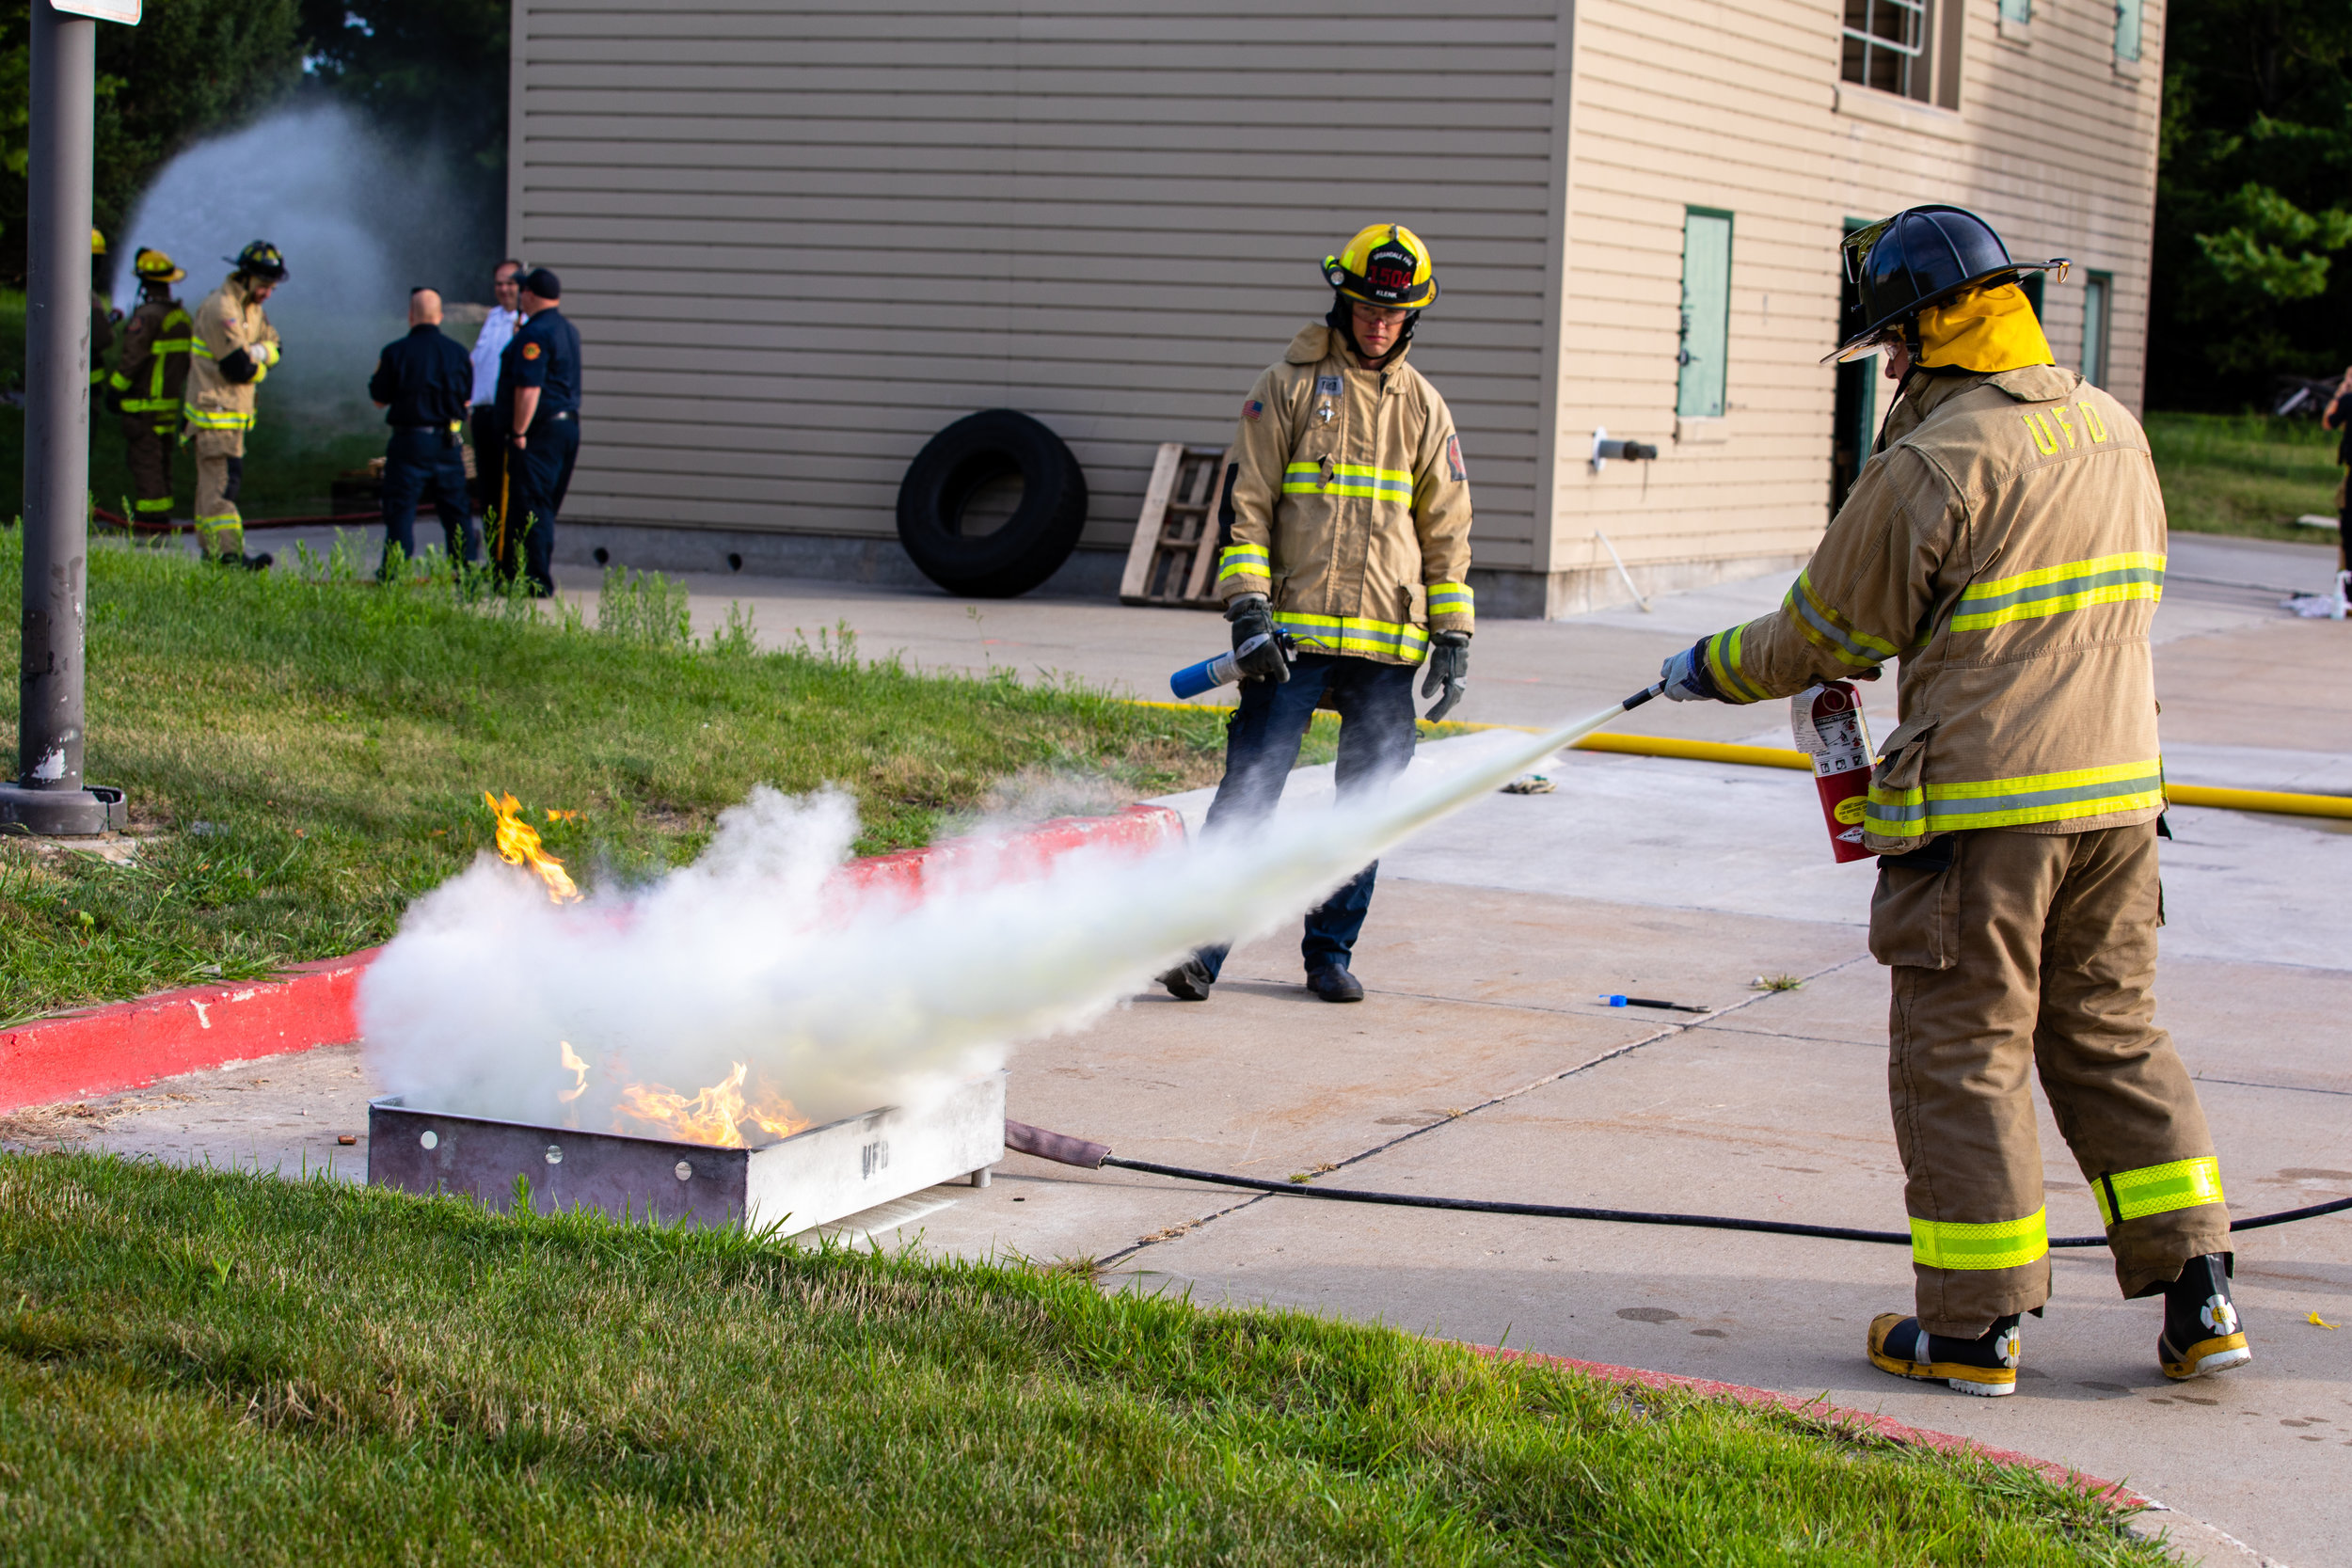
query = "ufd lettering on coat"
xmin=2020 ymin=401 xmax=2110 ymax=455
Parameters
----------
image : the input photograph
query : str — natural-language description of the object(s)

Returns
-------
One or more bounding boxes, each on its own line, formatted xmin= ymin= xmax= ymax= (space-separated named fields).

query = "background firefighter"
xmin=106 ymin=249 xmax=194 ymax=528
xmin=183 ymin=241 xmax=288 ymax=569
xmin=88 ymin=228 xmax=117 ymax=393
xmin=1660 ymin=205 xmax=2248 ymax=1399
xmin=1159 ymin=223 xmax=1475 ymax=1007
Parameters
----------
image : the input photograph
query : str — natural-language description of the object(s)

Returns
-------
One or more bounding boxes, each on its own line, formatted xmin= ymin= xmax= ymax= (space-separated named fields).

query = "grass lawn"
xmin=2141 ymin=411 xmax=2344 ymax=545
xmin=0 ymin=1154 xmax=2168 ymax=1566
xmin=0 ymin=529 xmax=1306 ymax=1023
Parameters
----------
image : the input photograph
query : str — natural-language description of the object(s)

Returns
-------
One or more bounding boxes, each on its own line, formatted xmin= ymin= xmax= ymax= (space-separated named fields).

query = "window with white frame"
xmin=1842 ymin=0 xmax=1929 ymax=100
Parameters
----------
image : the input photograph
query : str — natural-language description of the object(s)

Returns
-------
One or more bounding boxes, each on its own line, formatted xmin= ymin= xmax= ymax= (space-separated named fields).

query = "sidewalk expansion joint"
xmin=1095 ymin=950 xmax=1865 ymax=1270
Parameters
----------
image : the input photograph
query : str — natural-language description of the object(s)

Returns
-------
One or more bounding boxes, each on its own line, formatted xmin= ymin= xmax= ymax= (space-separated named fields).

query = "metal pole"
xmin=5 ymin=2 xmax=118 ymax=835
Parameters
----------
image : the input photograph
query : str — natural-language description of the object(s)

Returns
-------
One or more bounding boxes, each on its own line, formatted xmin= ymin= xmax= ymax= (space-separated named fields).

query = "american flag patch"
xmin=1243 ymin=398 xmax=1263 ymax=421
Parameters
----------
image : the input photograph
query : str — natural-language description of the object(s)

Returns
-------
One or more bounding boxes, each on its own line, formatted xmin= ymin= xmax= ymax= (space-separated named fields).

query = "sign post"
xmin=3 ymin=0 xmax=139 ymax=836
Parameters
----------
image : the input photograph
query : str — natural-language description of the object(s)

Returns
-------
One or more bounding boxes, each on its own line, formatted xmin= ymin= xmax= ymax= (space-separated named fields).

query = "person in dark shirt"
xmin=493 ymin=267 xmax=583 ymax=596
xmin=369 ymin=288 xmax=478 ymax=579
xmin=2324 ymin=368 xmax=2352 ymax=588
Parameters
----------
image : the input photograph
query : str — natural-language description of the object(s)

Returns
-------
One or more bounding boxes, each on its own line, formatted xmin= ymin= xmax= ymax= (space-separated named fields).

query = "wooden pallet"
xmin=1118 ymin=442 xmax=1231 ymax=608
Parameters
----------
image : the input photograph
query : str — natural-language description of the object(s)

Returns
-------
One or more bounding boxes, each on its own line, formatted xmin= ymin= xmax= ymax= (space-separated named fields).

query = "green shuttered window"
xmin=1677 ymin=209 xmax=1732 ymax=420
xmin=2115 ymin=0 xmax=2143 ymax=63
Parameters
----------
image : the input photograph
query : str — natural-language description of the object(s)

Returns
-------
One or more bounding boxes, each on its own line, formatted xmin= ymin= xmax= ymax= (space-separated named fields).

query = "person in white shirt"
xmin=469 ymin=259 xmax=524 ymax=518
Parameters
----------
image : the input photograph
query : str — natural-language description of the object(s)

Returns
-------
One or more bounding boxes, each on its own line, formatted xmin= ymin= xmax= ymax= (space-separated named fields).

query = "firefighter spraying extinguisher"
xmin=1792 ymin=682 xmax=1875 ymax=863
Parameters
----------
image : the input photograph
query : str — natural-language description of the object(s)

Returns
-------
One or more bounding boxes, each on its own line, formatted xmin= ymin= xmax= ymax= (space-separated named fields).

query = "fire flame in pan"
xmin=485 ymin=790 xmax=580 ymax=904
xmin=563 ymin=1040 xmax=811 ymax=1148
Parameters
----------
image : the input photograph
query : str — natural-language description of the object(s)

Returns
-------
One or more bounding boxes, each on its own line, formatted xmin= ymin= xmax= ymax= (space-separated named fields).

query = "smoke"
xmin=111 ymin=101 xmax=474 ymax=420
xmin=358 ymin=701 xmax=1637 ymax=1136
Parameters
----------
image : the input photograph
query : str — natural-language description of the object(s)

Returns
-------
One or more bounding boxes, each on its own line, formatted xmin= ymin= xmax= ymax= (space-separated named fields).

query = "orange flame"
xmin=485 ymin=790 xmax=580 ymax=903
xmin=612 ymin=1060 xmax=811 ymax=1148
xmin=557 ymin=1040 xmax=591 ymax=1104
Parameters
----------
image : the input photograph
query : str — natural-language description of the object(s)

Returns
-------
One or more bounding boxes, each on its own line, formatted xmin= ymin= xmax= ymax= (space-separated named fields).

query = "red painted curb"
xmin=0 ymin=948 xmax=381 ymax=1114
xmin=1472 ymin=1344 xmax=2144 ymax=1506
xmin=0 ymin=804 xmax=1187 ymax=1114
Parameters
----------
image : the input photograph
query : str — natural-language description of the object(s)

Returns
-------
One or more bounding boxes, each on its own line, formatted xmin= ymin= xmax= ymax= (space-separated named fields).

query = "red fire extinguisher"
xmin=1792 ymin=682 xmax=1877 ymax=863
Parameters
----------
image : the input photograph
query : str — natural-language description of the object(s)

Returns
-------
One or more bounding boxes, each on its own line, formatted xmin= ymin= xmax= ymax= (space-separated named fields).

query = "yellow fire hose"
xmin=1123 ymin=700 xmax=2352 ymax=822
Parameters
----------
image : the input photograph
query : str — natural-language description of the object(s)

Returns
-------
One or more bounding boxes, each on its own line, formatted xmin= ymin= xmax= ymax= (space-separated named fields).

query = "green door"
xmin=1677 ymin=210 xmax=1733 ymax=420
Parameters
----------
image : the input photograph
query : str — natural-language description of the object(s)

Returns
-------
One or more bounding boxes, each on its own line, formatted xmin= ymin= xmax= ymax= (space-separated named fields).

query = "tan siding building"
xmin=510 ymin=0 xmax=2164 ymax=614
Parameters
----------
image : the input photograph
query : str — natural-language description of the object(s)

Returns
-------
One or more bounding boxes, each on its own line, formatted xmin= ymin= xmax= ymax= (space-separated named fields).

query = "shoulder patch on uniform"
xmin=1315 ymin=375 xmax=1342 ymax=398
xmin=1445 ymin=433 xmax=1467 ymax=483
xmin=521 ymin=341 xmax=542 ymax=360
xmin=1242 ymin=398 xmax=1263 ymax=421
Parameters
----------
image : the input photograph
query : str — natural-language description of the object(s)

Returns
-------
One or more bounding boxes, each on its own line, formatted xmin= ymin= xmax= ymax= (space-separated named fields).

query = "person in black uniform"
xmin=494 ymin=267 xmax=582 ymax=596
xmin=369 ymin=287 xmax=478 ymax=579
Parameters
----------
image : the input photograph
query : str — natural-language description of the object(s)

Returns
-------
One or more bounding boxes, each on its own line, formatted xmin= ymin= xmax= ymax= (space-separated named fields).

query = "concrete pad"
xmin=0 ymin=1042 xmax=373 ymax=1180
xmin=1103 ymin=996 xmax=2352 ymax=1568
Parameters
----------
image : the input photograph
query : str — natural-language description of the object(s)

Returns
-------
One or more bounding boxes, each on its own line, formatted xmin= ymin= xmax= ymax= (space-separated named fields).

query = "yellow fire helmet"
xmin=1322 ymin=223 xmax=1439 ymax=310
xmin=134 ymin=247 xmax=185 ymax=284
xmin=90 ymin=228 xmax=105 ymax=256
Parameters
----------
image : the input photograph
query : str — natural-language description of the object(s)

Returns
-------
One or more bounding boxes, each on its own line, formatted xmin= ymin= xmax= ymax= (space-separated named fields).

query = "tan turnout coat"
xmin=1214 ymin=324 xmax=1474 ymax=664
xmin=183 ymin=275 xmax=281 ymax=440
xmin=1697 ymin=364 xmax=2166 ymax=854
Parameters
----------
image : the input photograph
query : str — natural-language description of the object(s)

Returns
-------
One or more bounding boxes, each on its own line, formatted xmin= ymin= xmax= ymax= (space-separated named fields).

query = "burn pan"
xmin=367 ymin=1071 xmax=1005 ymax=1235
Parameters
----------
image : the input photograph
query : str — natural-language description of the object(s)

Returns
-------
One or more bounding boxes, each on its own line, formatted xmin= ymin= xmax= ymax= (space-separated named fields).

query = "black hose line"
xmin=1090 ymin=1154 xmax=2352 ymax=1249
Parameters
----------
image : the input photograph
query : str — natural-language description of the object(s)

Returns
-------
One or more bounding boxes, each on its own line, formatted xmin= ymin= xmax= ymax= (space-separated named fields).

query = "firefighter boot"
xmin=2158 ymin=1253 xmax=2251 ymax=1381
xmin=1158 ymin=957 xmax=1215 ymax=1003
xmin=1867 ymin=1311 xmax=2021 ymax=1397
xmin=1306 ymin=962 xmax=1364 ymax=1003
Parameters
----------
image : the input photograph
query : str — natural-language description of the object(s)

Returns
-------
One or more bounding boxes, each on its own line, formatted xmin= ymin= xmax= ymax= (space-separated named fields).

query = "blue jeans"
xmin=379 ymin=426 xmax=474 ymax=577
xmin=1194 ymin=654 xmax=1419 ymax=979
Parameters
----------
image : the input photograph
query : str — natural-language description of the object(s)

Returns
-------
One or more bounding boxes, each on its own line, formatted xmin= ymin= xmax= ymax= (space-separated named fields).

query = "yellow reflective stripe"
xmin=1910 ymin=1207 xmax=2048 ymax=1271
xmin=1866 ymin=757 xmax=2164 ymax=836
xmin=1274 ymin=610 xmax=1429 ymax=660
xmin=189 ymin=341 xmax=215 ymax=358
xmin=1281 ymin=462 xmax=1414 ymax=501
xmin=182 ymin=405 xmax=252 ymax=430
xmin=1953 ymin=551 xmax=2166 ymax=631
xmin=132 ymin=496 xmax=173 ymax=514
xmin=151 ymin=337 xmax=192 ymax=353
xmin=194 ymin=514 xmax=241 ymax=528
xmin=1786 ymin=571 xmax=1898 ymax=668
xmin=120 ymin=398 xmax=177 ymax=412
xmin=2093 ymin=1157 xmax=2224 ymax=1227
xmin=1216 ymin=544 xmax=1270 ymax=583
xmin=1426 ymin=579 xmax=1473 ymax=615
xmin=1702 ymin=623 xmax=1771 ymax=705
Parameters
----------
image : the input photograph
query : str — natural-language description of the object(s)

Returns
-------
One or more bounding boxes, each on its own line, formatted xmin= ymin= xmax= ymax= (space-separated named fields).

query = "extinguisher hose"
xmin=1004 ymin=1123 xmax=2351 ymax=1248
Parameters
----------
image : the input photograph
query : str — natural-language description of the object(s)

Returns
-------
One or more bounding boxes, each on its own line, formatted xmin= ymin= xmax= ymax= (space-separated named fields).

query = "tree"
xmin=2149 ymin=1 xmax=2352 ymax=407
xmin=0 ymin=0 xmax=304 ymax=284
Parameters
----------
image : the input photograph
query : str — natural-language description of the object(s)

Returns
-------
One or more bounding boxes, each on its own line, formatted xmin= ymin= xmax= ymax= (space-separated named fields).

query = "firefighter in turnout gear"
xmin=1158 ymin=224 xmax=1475 ymax=1006
xmin=1659 ymin=206 xmax=2248 ymax=1397
xmin=89 ymin=229 xmax=117 ymax=390
xmin=183 ymin=241 xmax=288 ymax=567
xmin=107 ymin=249 xmax=194 ymax=527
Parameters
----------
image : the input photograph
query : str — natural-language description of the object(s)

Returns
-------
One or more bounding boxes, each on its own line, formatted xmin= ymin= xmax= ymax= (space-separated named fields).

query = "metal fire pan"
xmin=367 ymin=1070 xmax=1005 ymax=1235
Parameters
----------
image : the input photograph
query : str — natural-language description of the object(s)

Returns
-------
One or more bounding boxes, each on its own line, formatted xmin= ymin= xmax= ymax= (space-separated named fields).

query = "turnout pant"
xmin=1193 ymin=653 xmax=1419 ymax=979
xmin=1872 ymin=822 xmax=2228 ymax=1338
xmin=379 ymin=427 xmax=475 ymax=577
xmin=190 ymin=428 xmax=246 ymax=561
xmin=498 ymin=417 xmax=579 ymax=595
xmin=120 ymin=417 xmax=175 ymax=523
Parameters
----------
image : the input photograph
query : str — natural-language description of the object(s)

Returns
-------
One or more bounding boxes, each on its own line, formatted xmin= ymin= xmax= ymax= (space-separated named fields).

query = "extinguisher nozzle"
xmin=1620 ymin=680 xmax=1667 ymax=712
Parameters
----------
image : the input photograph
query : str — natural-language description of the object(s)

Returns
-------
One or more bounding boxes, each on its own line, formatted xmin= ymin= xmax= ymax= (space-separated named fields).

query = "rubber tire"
xmin=896 ymin=410 xmax=1089 ymax=598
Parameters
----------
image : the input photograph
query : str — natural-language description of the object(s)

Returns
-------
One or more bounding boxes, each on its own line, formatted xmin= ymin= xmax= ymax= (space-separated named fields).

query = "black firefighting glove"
xmin=103 ymin=388 xmax=123 ymax=416
xmin=1227 ymin=594 xmax=1291 ymax=684
xmin=1422 ymin=630 xmax=1470 ymax=721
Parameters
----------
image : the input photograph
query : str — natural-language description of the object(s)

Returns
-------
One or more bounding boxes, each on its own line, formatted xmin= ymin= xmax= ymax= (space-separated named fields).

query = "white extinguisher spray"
xmin=1792 ymin=682 xmax=1877 ymax=863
